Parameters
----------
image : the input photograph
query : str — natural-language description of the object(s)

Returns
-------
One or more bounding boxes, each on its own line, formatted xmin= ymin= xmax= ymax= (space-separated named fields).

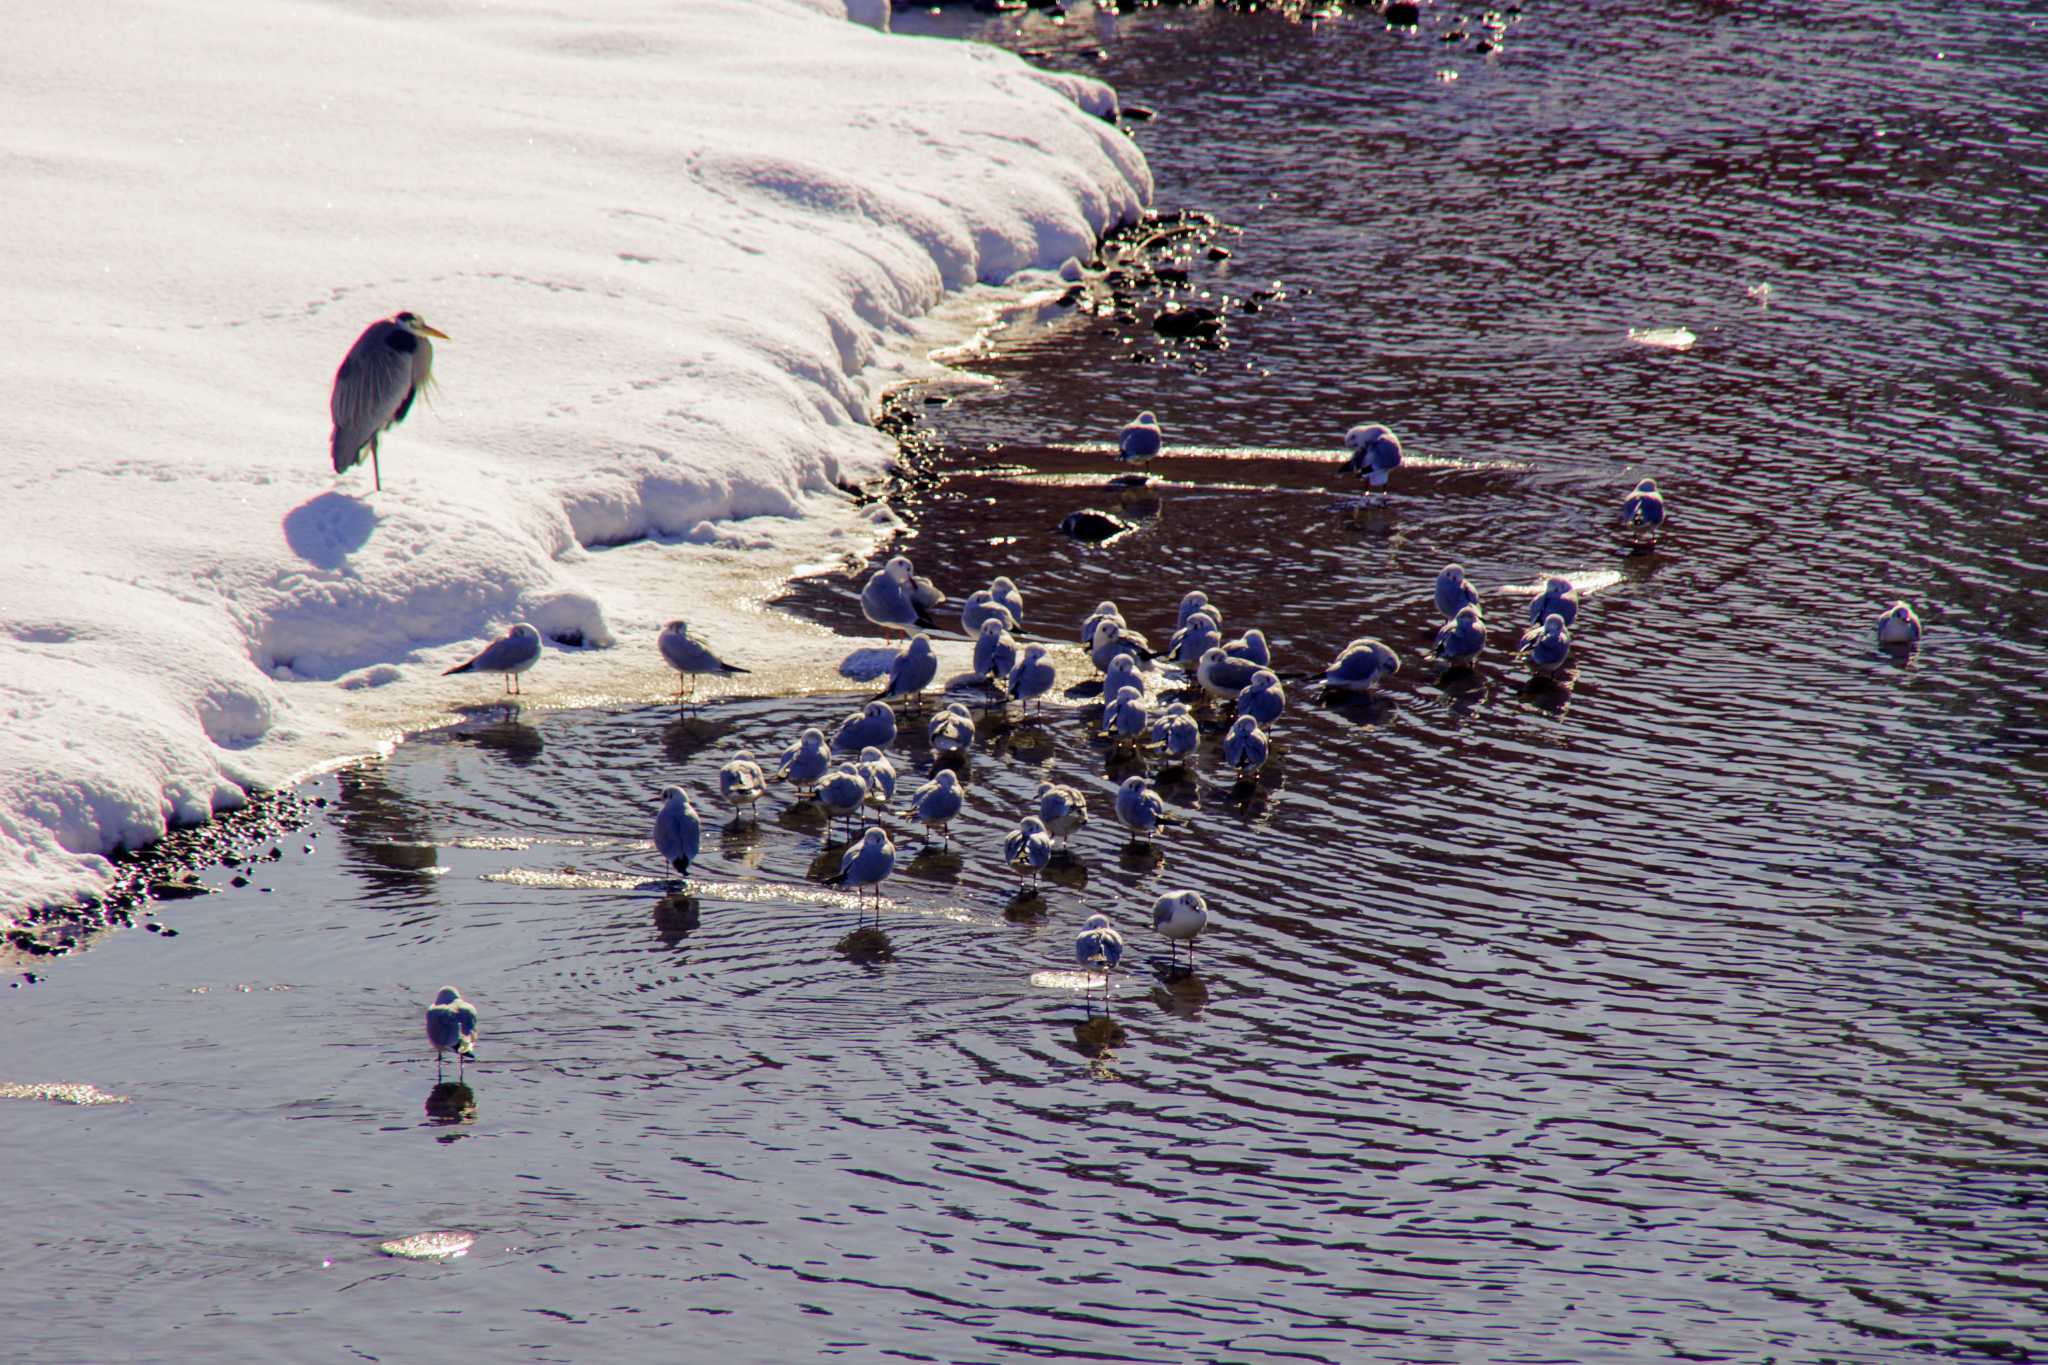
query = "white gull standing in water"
xmin=653 ymin=786 xmax=703 ymax=887
xmin=425 ymin=986 xmax=478 ymax=1077
xmin=1152 ymin=890 xmax=1210 ymax=973
xmin=1877 ymin=601 xmax=1923 ymax=647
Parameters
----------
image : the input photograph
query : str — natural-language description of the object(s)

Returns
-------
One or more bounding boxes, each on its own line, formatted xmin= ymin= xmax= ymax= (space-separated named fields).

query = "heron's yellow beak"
xmin=417 ymin=322 xmax=450 ymax=339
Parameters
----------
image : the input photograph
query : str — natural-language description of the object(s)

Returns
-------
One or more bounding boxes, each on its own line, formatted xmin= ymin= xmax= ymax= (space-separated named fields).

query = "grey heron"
xmin=331 ymin=311 xmax=448 ymax=491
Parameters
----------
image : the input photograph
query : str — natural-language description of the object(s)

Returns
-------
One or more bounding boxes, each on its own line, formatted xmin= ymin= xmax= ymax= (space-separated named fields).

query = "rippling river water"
xmin=6 ymin=2 xmax=2044 ymax=1360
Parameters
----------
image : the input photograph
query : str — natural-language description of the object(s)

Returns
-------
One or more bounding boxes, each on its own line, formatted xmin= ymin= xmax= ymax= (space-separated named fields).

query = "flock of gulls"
xmin=323 ymin=322 xmax=1928 ymax=1069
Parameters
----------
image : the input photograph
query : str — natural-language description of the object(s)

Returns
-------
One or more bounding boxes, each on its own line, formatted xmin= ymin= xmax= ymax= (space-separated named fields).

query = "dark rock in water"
xmin=1207 ymin=245 xmax=1232 ymax=261
xmin=148 ymin=874 xmax=212 ymax=901
xmin=1475 ymin=39 xmax=1499 ymax=54
xmin=1386 ymin=0 xmax=1421 ymax=24
xmin=1123 ymin=104 xmax=1157 ymax=122
xmin=1154 ymin=306 xmax=1223 ymax=340
xmin=1155 ymin=266 xmax=1189 ymax=286
xmin=1058 ymin=509 xmax=1137 ymax=544
xmin=1057 ymin=283 xmax=1086 ymax=308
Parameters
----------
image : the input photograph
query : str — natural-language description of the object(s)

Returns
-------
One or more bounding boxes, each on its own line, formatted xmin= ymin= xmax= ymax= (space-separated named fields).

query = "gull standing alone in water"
xmin=425 ymin=986 xmax=478 ymax=1076
xmin=777 ymin=727 xmax=830 ymax=797
xmin=1320 ymin=637 xmax=1401 ymax=696
xmin=653 ymin=786 xmax=703 ymax=887
xmin=1430 ymin=606 xmax=1487 ymax=670
xmin=1517 ymin=613 xmax=1573 ymax=678
xmin=331 ymin=311 xmax=448 ymax=491
xmin=718 ymin=750 xmax=768 ymax=822
xmin=1435 ymin=564 xmax=1481 ymax=620
xmin=443 ymin=623 xmax=542 ymax=695
xmin=1877 ymin=601 xmax=1923 ymax=647
xmin=658 ymin=620 xmax=749 ymax=706
xmin=1117 ymin=411 xmax=1164 ymax=473
xmin=1152 ymin=890 xmax=1210 ymax=973
xmin=1342 ymin=423 xmax=1403 ymax=501
xmin=908 ymin=770 xmax=964 ymax=847
xmin=875 ymin=634 xmax=938 ymax=708
xmin=1622 ymin=478 xmax=1667 ymax=544
xmin=1073 ymin=913 xmax=1125 ymax=1008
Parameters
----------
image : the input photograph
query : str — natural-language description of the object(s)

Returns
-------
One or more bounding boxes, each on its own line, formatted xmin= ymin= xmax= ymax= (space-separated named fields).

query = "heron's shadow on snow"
xmin=284 ymin=491 xmax=380 ymax=570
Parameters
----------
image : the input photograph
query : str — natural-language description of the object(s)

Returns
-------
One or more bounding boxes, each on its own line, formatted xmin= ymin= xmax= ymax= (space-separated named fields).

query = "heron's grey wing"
xmin=330 ymin=323 xmax=414 ymax=471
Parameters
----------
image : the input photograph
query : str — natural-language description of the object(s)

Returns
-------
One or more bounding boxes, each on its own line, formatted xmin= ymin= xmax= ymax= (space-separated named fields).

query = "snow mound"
xmin=0 ymin=0 xmax=1151 ymax=916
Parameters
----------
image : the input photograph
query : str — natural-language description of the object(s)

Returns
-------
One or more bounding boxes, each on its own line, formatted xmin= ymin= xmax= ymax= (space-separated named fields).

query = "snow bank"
xmin=0 ymin=0 xmax=1150 ymax=915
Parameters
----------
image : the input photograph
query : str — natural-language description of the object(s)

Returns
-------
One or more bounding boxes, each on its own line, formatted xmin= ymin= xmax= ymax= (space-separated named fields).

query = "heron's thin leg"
xmin=373 ymin=446 xmax=382 ymax=493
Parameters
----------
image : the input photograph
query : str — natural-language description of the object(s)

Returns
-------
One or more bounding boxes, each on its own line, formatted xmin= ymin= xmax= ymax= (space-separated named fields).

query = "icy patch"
xmin=0 ymin=1082 xmax=131 ymax=1106
xmin=378 ymin=1232 xmax=474 ymax=1262
xmin=1627 ymin=326 xmax=1698 ymax=351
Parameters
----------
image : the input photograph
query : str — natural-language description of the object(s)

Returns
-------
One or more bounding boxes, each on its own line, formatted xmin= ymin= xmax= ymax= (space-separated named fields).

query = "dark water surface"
xmin=7 ymin=2 xmax=2047 ymax=1360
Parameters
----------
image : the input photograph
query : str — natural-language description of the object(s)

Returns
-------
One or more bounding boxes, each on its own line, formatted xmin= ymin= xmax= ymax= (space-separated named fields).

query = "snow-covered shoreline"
xmin=0 ymin=0 xmax=1150 ymax=916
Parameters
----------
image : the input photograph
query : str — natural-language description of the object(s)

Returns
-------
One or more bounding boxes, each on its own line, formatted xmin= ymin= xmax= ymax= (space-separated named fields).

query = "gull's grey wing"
xmin=450 ymin=629 xmax=541 ymax=676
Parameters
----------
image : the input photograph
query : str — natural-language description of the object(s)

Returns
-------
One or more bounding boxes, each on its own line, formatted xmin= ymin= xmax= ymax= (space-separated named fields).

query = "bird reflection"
xmin=1071 ymin=1015 xmax=1126 ymax=1057
xmin=1004 ymin=887 xmax=1048 ymax=920
xmin=836 ymin=926 xmax=893 ymax=962
xmin=1518 ymin=672 xmax=1576 ymax=717
xmin=423 ymin=1080 xmax=476 ymax=1126
xmin=460 ymin=716 xmax=545 ymax=766
xmin=661 ymin=714 xmax=734 ymax=767
xmin=1043 ymin=853 xmax=1090 ymax=891
xmin=718 ymin=821 xmax=764 ymax=868
xmin=653 ymin=892 xmax=700 ymax=946
xmin=1152 ymin=972 xmax=1209 ymax=1020
xmin=901 ymin=846 xmax=963 ymax=886
xmin=1323 ymin=690 xmax=1398 ymax=729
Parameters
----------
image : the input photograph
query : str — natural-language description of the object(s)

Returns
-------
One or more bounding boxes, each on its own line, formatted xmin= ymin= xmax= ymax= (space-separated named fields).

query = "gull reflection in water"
xmin=653 ymin=892 xmax=700 ymax=946
xmin=424 ymin=1080 xmax=476 ymax=1127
